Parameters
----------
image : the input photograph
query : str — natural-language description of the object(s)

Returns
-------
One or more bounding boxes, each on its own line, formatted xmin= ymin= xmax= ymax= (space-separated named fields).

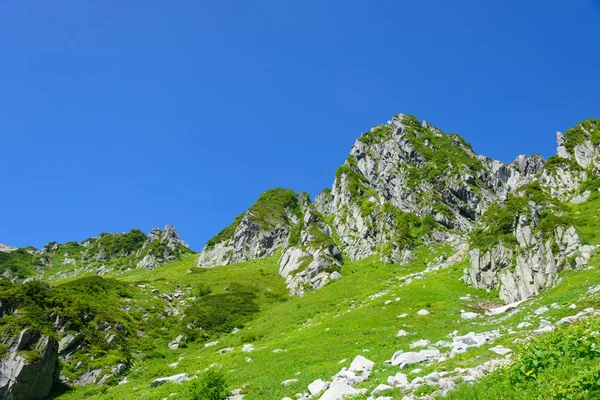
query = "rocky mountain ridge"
xmin=198 ymin=114 xmax=599 ymax=300
xmin=0 ymin=225 xmax=192 ymax=282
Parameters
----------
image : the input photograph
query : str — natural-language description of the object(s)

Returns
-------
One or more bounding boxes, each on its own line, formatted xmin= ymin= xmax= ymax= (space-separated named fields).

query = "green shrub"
xmin=0 ymin=343 xmax=8 ymax=359
xmin=190 ymin=370 xmax=228 ymax=400
xmin=510 ymin=317 xmax=600 ymax=384
xmin=183 ymin=285 xmax=260 ymax=334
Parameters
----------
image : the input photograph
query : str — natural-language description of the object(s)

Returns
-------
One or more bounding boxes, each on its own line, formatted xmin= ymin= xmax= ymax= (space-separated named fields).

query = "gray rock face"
xmin=465 ymin=202 xmax=592 ymax=303
xmin=58 ymin=332 xmax=84 ymax=358
xmin=197 ymin=213 xmax=291 ymax=268
xmin=278 ymin=210 xmax=343 ymax=296
xmin=197 ymin=191 xmax=304 ymax=269
xmin=0 ymin=330 xmax=58 ymax=400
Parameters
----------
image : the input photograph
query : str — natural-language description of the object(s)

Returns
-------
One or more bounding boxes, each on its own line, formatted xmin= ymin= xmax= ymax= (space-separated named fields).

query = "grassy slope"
xmin=50 ymin=194 xmax=600 ymax=400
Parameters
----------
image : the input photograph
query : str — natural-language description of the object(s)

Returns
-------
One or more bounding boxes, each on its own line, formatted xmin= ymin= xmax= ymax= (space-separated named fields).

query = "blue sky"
xmin=1 ymin=0 xmax=599 ymax=250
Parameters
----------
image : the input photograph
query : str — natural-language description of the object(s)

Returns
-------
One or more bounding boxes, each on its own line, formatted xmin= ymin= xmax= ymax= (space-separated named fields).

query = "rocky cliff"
xmin=0 ymin=329 xmax=58 ymax=400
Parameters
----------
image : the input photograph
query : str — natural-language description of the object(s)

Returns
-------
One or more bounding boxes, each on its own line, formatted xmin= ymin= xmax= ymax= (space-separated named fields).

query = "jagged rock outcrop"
xmin=0 ymin=329 xmax=58 ymax=400
xmin=279 ymin=209 xmax=343 ymax=296
xmin=0 ymin=244 xmax=16 ymax=253
xmin=465 ymin=200 xmax=595 ymax=303
xmin=136 ymin=225 xmax=190 ymax=269
xmin=197 ymin=189 xmax=304 ymax=268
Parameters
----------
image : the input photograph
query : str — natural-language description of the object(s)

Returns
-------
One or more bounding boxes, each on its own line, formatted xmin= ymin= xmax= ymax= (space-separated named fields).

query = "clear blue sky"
xmin=1 ymin=1 xmax=599 ymax=250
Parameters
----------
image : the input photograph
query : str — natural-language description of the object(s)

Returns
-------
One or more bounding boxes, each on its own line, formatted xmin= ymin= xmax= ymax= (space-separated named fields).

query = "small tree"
xmin=190 ymin=370 xmax=228 ymax=400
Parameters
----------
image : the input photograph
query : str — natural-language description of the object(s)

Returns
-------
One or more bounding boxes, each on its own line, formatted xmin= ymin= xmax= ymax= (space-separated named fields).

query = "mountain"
xmin=1 ymin=114 xmax=600 ymax=400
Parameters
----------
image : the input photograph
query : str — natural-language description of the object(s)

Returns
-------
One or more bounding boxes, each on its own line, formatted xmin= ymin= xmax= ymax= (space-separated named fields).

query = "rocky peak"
xmin=144 ymin=224 xmax=189 ymax=251
xmin=197 ymin=188 xmax=303 ymax=268
xmin=136 ymin=225 xmax=191 ymax=270
xmin=554 ymin=119 xmax=599 ymax=169
xmin=0 ymin=243 xmax=16 ymax=253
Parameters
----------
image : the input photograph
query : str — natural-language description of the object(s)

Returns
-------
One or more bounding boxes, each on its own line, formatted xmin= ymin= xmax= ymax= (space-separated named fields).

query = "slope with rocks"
xmin=0 ymin=225 xmax=192 ymax=282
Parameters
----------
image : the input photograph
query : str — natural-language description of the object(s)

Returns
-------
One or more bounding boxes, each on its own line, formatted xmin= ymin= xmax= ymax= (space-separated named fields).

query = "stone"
xmin=150 ymin=373 xmax=190 ymax=387
xmin=396 ymin=330 xmax=408 ymax=337
xmin=242 ymin=344 xmax=255 ymax=353
xmin=409 ymin=339 xmax=430 ymax=349
xmin=371 ymin=384 xmax=392 ymax=395
xmin=281 ymin=379 xmax=298 ymax=386
xmin=218 ymin=347 xmax=234 ymax=354
xmin=425 ymin=372 xmax=440 ymax=384
xmin=391 ymin=352 xmax=428 ymax=368
xmin=319 ymin=380 xmax=366 ymax=400
xmin=489 ymin=345 xmax=512 ymax=355
xmin=348 ymin=355 xmax=374 ymax=372
xmin=58 ymin=332 xmax=84 ymax=356
xmin=417 ymin=309 xmax=430 ymax=316
xmin=330 ymin=271 xmax=342 ymax=281
xmin=534 ymin=306 xmax=549 ymax=315
xmin=387 ymin=372 xmax=408 ymax=387
xmin=461 ymin=311 xmax=479 ymax=320
xmin=308 ymin=379 xmax=329 ymax=395
xmin=487 ymin=300 xmax=525 ymax=315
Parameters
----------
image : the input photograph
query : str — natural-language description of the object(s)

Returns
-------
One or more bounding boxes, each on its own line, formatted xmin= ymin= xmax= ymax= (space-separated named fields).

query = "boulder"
xmin=348 ymin=355 xmax=374 ymax=373
xmin=0 ymin=332 xmax=58 ymax=400
xmin=150 ymin=373 xmax=190 ymax=388
xmin=308 ymin=379 xmax=329 ymax=395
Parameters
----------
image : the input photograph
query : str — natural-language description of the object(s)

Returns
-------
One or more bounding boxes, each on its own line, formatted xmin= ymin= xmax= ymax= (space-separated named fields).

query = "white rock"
xmin=391 ymin=352 xmax=428 ymax=368
xmin=569 ymin=304 xmax=577 ymax=309
xmin=417 ymin=309 xmax=430 ymax=316
xmin=308 ymin=379 xmax=329 ymax=395
xmin=205 ymin=341 xmax=219 ymax=348
xmin=425 ymin=372 xmax=440 ymax=383
xmin=534 ymin=320 xmax=555 ymax=335
xmin=409 ymin=339 xmax=430 ymax=349
xmin=319 ymin=380 xmax=367 ymax=400
xmin=489 ymin=345 xmax=512 ymax=355
xmin=398 ymin=314 xmax=409 ymax=318
xmin=150 ymin=374 xmax=190 ymax=388
xmin=281 ymin=379 xmax=298 ymax=386
xmin=387 ymin=372 xmax=408 ymax=387
xmin=534 ymin=306 xmax=549 ymax=315
xmin=487 ymin=300 xmax=525 ymax=315
xmin=242 ymin=344 xmax=255 ymax=353
xmin=396 ymin=330 xmax=408 ymax=337
xmin=461 ymin=311 xmax=479 ymax=320
xmin=349 ymin=355 xmax=374 ymax=372
xmin=371 ymin=384 xmax=392 ymax=395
